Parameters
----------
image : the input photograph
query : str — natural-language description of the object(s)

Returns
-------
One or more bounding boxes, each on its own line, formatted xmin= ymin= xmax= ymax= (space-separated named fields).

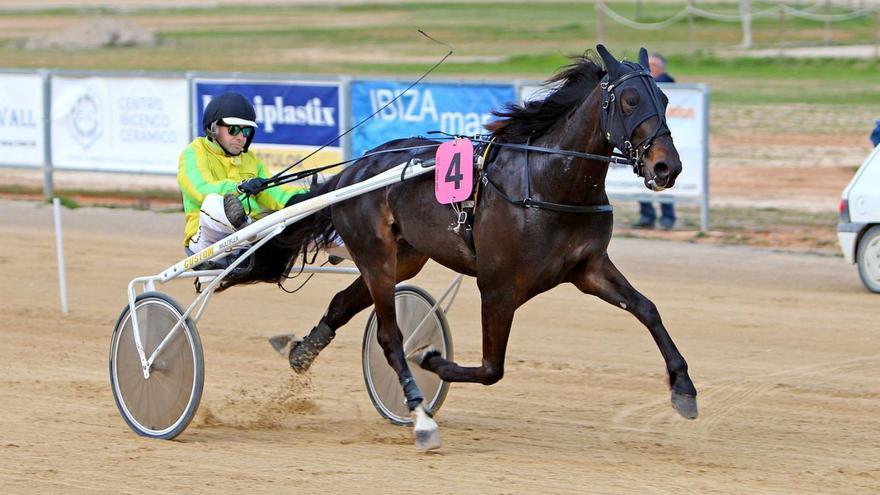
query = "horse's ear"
xmin=638 ymin=47 xmax=650 ymax=71
xmin=596 ymin=44 xmax=620 ymax=78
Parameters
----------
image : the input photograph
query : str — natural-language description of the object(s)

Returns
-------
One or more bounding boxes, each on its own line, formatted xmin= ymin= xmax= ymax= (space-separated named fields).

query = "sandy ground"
xmin=1 ymin=199 xmax=878 ymax=494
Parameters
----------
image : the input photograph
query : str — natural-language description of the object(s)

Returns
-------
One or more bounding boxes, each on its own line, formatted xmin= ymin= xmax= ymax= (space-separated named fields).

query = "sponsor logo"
xmin=253 ymin=95 xmax=336 ymax=132
xmin=117 ymin=96 xmax=177 ymax=144
xmin=200 ymin=94 xmax=337 ymax=133
xmin=217 ymin=235 xmax=239 ymax=251
xmin=0 ymin=107 xmax=37 ymax=128
xmin=183 ymin=246 xmax=215 ymax=270
xmin=68 ymin=92 xmax=102 ymax=149
xmin=368 ymin=88 xmax=493 ymax=136
xmin=666 ymin=105 xmax=695 ymax=119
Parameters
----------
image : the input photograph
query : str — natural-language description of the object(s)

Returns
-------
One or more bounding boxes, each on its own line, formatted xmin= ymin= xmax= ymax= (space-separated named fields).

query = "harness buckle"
xmin=452 ymin=209 xmax=470 ymax=234
xmin=602 ymin=92 xmax=614 ymax=110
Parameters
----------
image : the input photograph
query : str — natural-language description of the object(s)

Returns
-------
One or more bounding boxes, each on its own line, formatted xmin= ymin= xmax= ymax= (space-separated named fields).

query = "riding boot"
xmin=288 ymin=321 xmax=335 ymax=373
xmin=223 ymin=194 xmax=248 ymax=229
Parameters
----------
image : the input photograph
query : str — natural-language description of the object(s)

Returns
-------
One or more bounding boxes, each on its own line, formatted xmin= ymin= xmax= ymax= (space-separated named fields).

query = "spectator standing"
xmin=870 ymin=119 xmax=880 ymax=147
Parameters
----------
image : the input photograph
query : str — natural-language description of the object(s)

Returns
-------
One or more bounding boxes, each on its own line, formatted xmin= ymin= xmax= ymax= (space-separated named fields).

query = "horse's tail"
xmin=218 ymin=173 xmax=344 ymax=291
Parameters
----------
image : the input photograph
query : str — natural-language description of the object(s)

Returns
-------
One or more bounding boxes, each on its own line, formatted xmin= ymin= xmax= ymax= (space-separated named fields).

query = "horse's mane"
xmin=486 ymin=53 xmax=605 ymax=143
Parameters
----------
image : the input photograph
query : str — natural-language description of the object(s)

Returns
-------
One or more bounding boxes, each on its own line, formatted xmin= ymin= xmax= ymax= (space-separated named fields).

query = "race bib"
xmin=434 ymin=138 xmax=474 ymax=204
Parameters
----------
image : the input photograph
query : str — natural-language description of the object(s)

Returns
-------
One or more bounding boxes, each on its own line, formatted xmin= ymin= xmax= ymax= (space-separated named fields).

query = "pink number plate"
xmin=434 ymin=139 xmax=474 ymax=204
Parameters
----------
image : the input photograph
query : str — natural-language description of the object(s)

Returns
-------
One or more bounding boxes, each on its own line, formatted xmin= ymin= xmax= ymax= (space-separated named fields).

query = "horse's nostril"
xmin=654 ymin=161 xmax=670 ymax=179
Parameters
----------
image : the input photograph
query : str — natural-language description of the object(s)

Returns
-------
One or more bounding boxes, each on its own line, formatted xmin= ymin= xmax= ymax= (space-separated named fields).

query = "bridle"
xmin=599 ymin=62 xmax=671 ymax=181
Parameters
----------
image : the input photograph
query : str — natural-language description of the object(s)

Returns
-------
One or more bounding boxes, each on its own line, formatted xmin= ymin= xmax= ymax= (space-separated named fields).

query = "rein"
xmin=268 ymin=143 xmax=442 ymax=188
xmin=467 ymin=137 xmax=631 ymax=166
xmin=476 ymin=137 xmax=614 ymax=215
xmin=262 ymin=134 xmax=631 ymax=215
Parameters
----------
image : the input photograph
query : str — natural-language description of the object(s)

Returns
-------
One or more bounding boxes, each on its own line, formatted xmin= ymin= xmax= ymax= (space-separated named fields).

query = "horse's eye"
xmin=620 ymin=88 xmax=640 ymax=112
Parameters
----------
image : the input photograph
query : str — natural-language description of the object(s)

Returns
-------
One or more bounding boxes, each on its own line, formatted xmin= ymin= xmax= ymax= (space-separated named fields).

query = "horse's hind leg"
xmin=279 ymin=276 xmax=373 ymax=373
xmin=283 ymin=245 xmax=429 ymax=373
xmin=572 ymin=254 xmax=698 ymax=419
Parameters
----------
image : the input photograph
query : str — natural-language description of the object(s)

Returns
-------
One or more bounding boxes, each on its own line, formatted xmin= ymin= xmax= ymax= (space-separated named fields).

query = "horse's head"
xmin=597 ymin=45 xmax=681 ymax=191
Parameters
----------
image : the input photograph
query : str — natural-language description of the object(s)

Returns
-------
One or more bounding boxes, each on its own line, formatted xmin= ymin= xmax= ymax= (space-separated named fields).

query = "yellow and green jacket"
xmin=177 ymin=137 xmax=307 ymax=246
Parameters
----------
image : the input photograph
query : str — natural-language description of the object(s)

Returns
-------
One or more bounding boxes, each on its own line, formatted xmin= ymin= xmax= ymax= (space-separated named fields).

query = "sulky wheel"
xmin=362 ymin=284 xmax=452 ymax=426
xmin=109 ymin=292 xmax=204 ymax=440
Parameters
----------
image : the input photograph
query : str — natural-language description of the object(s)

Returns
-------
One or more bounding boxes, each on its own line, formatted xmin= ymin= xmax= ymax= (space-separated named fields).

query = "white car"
xmin=838 ymin=145 xmax=880 ymax=293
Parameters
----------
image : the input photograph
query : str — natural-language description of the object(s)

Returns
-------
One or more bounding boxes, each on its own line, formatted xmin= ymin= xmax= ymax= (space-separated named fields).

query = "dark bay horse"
xmin=228 ymin=45 xmax=697 ymax=450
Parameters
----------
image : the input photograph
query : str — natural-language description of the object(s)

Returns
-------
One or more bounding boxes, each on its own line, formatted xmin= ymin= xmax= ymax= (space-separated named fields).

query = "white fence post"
xmin=53 ymin=197 xmax=69 ymax=314
xmin=41 ymin=70 xmax=54 ymax=199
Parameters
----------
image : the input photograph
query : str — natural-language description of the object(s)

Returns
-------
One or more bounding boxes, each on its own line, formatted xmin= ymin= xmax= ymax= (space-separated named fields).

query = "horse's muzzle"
xmin=648 ymin=160 xmax=674 ymax=191
xmin=644 ymin=147 xmax=681 ymax=191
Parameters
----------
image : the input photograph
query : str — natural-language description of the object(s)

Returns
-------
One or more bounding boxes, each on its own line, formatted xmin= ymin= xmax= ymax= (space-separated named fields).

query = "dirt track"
xmin=1 ymin=198 xmax=878 ymax=494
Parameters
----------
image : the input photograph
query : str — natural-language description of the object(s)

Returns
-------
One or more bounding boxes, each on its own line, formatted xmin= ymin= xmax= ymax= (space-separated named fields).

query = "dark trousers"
xmin=638 ymin=201 xmax=675 ymax=222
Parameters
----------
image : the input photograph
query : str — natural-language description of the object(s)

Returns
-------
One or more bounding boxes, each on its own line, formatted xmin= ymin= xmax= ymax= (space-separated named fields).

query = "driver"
xmin=177 ymin=91 xmax=308 ymax=261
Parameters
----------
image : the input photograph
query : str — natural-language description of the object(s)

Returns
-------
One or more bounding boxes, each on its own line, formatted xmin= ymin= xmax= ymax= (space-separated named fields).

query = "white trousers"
xmin=187 ymin=193 xmax=251 ymax=253
xmin=188 ymin=193 xmax=349 ymax=259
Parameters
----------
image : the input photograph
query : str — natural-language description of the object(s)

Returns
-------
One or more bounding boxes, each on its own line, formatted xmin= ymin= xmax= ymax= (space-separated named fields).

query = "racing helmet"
xmin=203 ymin=92 xmax=257 ymax=152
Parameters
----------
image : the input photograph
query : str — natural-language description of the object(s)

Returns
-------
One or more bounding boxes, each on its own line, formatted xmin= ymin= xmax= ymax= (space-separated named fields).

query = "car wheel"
xmin=856 ymin=225 xmax=880 ymax=293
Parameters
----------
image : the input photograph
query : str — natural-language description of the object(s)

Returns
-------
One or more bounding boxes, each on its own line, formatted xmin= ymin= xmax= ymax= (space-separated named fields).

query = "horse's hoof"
xmin=412 ymin=405 xmax=441 ymax=452
xmin=671 ymin=391 xmax=698 ymax=419
xmin=407 ymin=345 xmax=440 ymax=369
xmin=268 ymin=333 xmax=297 ymax=357
xmin=288 ymin=340 xmax=315 ymax=374
xmin=415 ymin=426 xmax=442 ymax=452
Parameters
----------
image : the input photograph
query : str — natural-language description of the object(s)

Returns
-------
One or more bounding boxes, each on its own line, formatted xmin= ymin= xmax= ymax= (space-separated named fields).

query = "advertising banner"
xmin=520 ymin=83 xmax=708 ymax=199
xmin=350 ymin=80 xmax=516 ymax=158
xmin=51 ymin=76 xmax=189 ymax=173
xmin=193 ymin=80 xmax=343 ymax=174
xmin=0 ymin=73 xmax=45 ymax=167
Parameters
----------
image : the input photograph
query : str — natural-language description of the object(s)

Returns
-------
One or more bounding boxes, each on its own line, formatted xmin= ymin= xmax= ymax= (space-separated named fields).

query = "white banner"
xmin=51 ymin=76 xmax=189 ymax=173
xmin=520 ymin=83 xmax=708 ymax=199
xmin=0 ymin=73 xmax=45 ymax=167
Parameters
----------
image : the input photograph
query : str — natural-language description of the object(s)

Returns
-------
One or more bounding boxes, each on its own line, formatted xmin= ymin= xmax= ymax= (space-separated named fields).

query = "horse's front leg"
xmin=418 ymin=286 xmax=515 ymax=385
xmin=572 ymin=254 xmax=698 ymax=419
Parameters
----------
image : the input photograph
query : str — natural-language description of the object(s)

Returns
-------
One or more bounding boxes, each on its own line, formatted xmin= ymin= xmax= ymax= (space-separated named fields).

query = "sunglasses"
xmin=224 ymin=124 xmax=254 ymax=138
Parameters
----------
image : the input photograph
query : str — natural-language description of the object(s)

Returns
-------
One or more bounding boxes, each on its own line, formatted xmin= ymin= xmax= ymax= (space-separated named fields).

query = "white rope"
xmin=597 ymin=3 xmax=690 ymax=30
xmin=689 ymin=5 xmax=780 ymax=22
xmin=598 ymin=3 xmax=878 ymax=30
xmin=782 ymin=5 xmax=876 ymax=22
xmin=801 ymin=0 xmax=840 ymax=14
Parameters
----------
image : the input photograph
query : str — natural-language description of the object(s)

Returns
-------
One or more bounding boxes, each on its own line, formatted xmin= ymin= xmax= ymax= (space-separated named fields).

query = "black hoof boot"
xmin=289 ymin=321 xmax=335 ymax=373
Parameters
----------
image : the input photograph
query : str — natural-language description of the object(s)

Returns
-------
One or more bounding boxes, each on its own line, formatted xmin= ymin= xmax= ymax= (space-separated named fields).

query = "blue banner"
xmin=193 ymin=80 xmax=341 ymax=147
xmin=350 ymin=80 xmax=516 ymax=158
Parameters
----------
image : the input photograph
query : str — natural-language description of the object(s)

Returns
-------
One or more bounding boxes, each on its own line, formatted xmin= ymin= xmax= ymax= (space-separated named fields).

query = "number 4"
xmin=445 ymin=152 xmax=463 ymax=189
